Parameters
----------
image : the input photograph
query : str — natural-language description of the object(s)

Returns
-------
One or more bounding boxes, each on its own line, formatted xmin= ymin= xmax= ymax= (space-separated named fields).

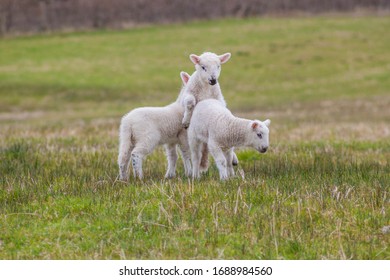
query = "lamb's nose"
xmin=209 ymin=78 xmax=217 ymax=85
xmin=260 ymin=147 xmax=268 ymax=153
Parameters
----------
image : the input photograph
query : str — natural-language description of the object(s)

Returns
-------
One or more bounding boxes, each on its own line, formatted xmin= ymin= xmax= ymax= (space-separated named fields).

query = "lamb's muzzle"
xmin=209 ymin=77 xmax=217 ymax=85
xmin=259 ymin=146 xmax=268 ymax=153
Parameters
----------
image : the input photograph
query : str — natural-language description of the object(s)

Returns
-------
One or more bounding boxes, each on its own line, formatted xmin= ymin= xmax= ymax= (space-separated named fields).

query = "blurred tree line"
xmin=0 ymin=0 xmax=389 ymax=35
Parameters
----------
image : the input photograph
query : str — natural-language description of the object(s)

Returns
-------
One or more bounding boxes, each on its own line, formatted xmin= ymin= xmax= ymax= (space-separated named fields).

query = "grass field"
xmin=0 ymin=16 xmax=389 ymax=259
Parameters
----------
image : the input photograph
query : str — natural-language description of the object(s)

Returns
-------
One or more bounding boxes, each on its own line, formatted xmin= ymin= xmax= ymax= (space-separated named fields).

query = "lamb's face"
xmin=250 ymin=119 xmax=271 ymax=153
xmin=197 ymin=60 xmax=220 ymax=86
xmin=190 ymin=52 xmax=231 ymax=86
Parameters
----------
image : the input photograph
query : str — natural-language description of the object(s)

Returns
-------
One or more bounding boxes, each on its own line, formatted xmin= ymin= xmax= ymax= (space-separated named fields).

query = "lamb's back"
xmin=124 ymin=102 xmax=184 ymax=142
xmin=191 ymin=99 xmax=233 ymax=136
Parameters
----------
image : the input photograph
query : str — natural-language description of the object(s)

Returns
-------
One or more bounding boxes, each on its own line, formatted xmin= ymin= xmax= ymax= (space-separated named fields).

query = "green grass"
xmin=0 ymin=16 xmax=389 ymax=259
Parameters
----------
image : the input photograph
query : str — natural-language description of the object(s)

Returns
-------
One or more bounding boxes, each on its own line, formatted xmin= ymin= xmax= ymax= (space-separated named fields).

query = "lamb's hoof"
xmin=165 ymin=174 xmax=175 ymax=179
xmin=220 ymin=173 xmax=229 ymax=181
xmin=232 ymin=153 xmax=239 ymax=166
xmin=200 ymin=166 xmax=209 ymax=173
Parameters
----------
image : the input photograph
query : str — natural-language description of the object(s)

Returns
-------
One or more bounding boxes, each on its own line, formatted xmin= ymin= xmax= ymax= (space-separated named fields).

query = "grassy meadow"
xmin=0 ymin=16 xmax=389 ymax=259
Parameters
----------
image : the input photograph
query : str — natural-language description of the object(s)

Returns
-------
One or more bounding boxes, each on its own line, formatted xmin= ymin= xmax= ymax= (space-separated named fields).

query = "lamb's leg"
xmin=198 ymin=143 xmax=235 ymax=171
xmin=131 ymin=141 xmax=158 ymax=180
xmin=118 ymin=130 xmax=134 ymax=181
xmin=164 ymin=144 xmax=178 ymax=179
xmin=178 ymin=145 xmax=192 ymax=177
xmin=178 ymin=133 xmax=192 ymax=177
xmin=224 ymin=148 xmax=235 ymax=178
xmin=189 ymin=138 xmax=203 ymax=179
xmin=118 ymin=150 xmax=132 ymax=181
xmin=130 ymin=150 xmax=144 ymax=180
xmin=199 ymin=143 xmax=209 ymax=173
xmin=182 ymin=95 xmax=196 ymax=129
xmin=209 ymin=143 xmax=228 ymax=180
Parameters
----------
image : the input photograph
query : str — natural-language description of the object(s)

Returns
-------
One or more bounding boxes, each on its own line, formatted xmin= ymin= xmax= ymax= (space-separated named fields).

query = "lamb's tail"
xmin=118 ymin=115 xmax=134 ymax=180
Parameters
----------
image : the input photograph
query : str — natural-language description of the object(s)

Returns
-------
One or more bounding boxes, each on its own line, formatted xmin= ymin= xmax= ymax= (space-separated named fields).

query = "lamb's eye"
xmin=201 ymin=65 xmax=206 ymax=71
xmin=257 ymin=133 xmax=263 ymax=139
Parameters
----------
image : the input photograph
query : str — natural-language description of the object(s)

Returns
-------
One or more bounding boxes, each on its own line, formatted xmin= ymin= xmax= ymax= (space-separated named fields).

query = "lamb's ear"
xmin=180 ymin=71 xmax=190 ymax=84
xmin=190 ymin=54 xmax=201 ymax=65
xmin=264 ymin=119 xmax=271 ymax=127
xmin=251 ymin=121 xmax=259 ymax=130
xmin=219 ymin=53 xmax=231 ymax=64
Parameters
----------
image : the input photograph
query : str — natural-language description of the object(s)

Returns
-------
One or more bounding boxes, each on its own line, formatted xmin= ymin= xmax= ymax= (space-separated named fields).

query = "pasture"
xmin=0 ymin=16 xmax=389 ymax=259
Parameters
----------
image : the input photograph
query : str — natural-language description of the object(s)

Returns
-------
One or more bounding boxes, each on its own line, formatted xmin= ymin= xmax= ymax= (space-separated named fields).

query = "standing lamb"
xmin=118 ymin=72 xmax=192 ymax=181
xmin=188 ymin=99 xmax=271 ymax=180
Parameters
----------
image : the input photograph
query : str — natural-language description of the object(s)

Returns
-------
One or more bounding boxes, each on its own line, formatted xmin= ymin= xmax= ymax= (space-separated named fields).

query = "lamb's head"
xmin=189 ymin=52 xmax=231 ymax=86
xmin=249 ymin=119 xmax=271 ymax=153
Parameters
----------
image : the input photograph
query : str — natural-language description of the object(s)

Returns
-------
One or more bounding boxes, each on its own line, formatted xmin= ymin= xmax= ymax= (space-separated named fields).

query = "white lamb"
xmin=179 ymin=51 xmax=231 ymax=129
xmin=179 ymin=51 xmax=238 ymax=169
xmin=188 ymin=99 xmax=271 ymax=180
xmin=118 ymin=72 xmax=193 ymax=181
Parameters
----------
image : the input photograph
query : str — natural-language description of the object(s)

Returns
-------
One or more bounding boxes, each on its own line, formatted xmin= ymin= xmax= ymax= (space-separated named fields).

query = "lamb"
xmin=188 ymin=99 xmax=271 ymax=180
xmin=179 ymin=51 xmax=231 ymax=129
xmin=118 ymin=72 xmax=192 ymax=181
xmin=179 ymin=51 xmax=238 ymax=169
